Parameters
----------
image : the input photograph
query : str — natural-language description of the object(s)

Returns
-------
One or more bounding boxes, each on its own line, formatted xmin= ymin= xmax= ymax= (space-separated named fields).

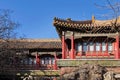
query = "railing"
xmin=67 ymin=50 xmax=116 ymax=59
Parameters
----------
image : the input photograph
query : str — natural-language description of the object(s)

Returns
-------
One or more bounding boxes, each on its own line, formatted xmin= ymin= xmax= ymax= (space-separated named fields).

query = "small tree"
xmin=0 ymin=9 xmax=19 ymax=39
xmin=104 ymin=0 xmax=120 ymax=25
xmin=0 ymin=9 xmax=21 ymax=70
xmin=94 ymin=0 xmax=120 ymax=33
xmin=95 ymin=0 xmax=120 ymax=20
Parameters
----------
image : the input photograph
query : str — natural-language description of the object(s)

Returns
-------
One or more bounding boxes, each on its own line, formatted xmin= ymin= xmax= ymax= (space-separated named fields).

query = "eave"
xmin=53 ymin=17 xmax=120 ymax=39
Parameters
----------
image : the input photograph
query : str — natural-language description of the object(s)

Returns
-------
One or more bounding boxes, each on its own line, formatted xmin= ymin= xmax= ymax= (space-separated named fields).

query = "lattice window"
xmin=108 ymin=42 xmax=112 ymax=51
xmin=89 ymin=42 xmax=94 ymax=51
xmin=76 ymin=43 xmax=82 ymax=52
xmin=83 ymin=42 xmax=88 ymax=52
xmin=102 ymin=42 xmax=106 ymax=51
xmin=96 ymin=42 xmax=100 ymax=51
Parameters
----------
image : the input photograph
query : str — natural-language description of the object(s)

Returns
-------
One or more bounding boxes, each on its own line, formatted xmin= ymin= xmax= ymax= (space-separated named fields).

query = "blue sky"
xmin=0 ymin=0 xmax=115 ymax=39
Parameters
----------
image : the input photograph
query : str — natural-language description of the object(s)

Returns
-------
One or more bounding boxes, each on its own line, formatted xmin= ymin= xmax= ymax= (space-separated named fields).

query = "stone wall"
xmin=60 ymin=63 xmax=119 ymax=80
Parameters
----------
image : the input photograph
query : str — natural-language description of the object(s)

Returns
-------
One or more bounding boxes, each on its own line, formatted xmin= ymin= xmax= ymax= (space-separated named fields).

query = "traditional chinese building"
xmin=0 ymin=39 xmax=61 ymax=80
xmin=53 ymin=16 xmax=120 ymax=59
xmin=1 ymin=16 xmax=120 ymax=80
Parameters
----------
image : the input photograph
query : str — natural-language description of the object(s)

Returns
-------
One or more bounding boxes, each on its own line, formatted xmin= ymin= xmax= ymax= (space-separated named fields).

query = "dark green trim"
xmin=0 ymin=70 xmax=60 ymax=76
xmin=57 ymin=59 xmax=120 ymax=67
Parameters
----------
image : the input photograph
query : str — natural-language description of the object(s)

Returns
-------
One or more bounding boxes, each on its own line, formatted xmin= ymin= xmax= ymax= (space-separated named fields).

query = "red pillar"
xmin=115 ymin=34 xmax=119 ymax=59
xmin=53 ymin=53 xmax=57 ymax=70
xmin=94 ymin=43 xmax=96 ymax=56
xmin=62 ymin=31 xmax=65 ymax=59
xmin=106 ymin=41 xmax=108 ymax=56
xmin=71 ymin=32 xmax=75 ymax=59
xmin=113 ymin=42 xmax=116 ymax=55
xmin=100 ymin=42 xmax=102 ymax=56
xmin=64 ymin=42 xmax=67 ymax=59
xmin=36 ymin=53 xmax=40 ymax=69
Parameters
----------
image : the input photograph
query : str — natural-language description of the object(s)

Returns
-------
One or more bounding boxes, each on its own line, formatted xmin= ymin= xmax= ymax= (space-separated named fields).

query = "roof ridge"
xmin=18 ymin=38 xmax=61 ymax=42
xmin=0 ymin=39 xmax=61 ymax=42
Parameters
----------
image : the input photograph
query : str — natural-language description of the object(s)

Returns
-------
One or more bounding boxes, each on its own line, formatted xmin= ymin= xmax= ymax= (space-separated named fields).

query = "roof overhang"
xmin=53 ymin=17 xmax=120 ymax=38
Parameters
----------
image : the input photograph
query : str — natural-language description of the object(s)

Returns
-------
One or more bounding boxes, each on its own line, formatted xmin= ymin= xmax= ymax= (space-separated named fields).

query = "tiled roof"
xmin=53 ymin=17 xmax=120 ymax=28
xmin=53 ymin=17 xmax=92 ymax=28
xmin=53 ymin=17 xmax=120 ymax=38
xmin=0 ymin=39 xmax=62 ymax=49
